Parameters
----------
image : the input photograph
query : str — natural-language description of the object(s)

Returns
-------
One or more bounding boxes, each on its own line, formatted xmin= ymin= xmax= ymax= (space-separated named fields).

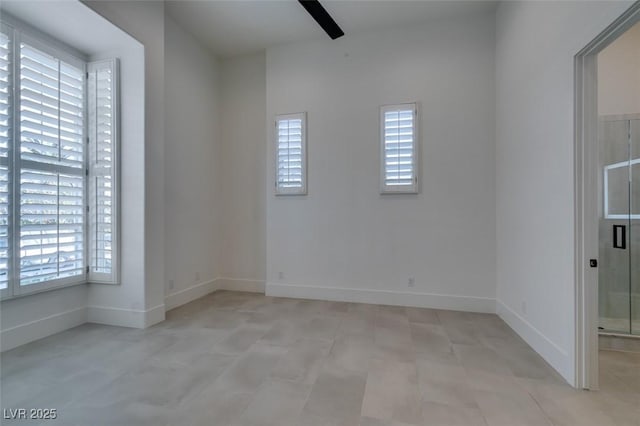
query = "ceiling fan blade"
xmin=298 ymin=0 xmax=344 ymax=40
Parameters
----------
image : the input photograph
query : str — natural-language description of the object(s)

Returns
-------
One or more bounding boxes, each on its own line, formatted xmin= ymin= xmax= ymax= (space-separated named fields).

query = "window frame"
xmin=603 ymin=158 xmax=640 ymax=219
xmin=87 ymin=58 xmax=120 ymax=285
xmin=0 ymin=14 xmax=120 ymax=300
xmin=379 ymin=103 xmax=420 ymax=194
xmin=11 ymin=27 xmax=88 ymax=298
xmin=0 ymin=22 xmax=13 ymax=300
xmin=275 ymin=112 xmax=307 ymax=196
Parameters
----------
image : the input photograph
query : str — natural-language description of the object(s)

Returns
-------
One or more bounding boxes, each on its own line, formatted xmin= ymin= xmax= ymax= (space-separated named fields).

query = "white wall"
xmin=265 ymin=12 xmax=496 ymax=312
xmin=0 ymin=286 xmax=87 ymax=351
xmin=219 ymin=53 xmax=266 ymax=292
xmin=84 ymin=0 xmax=166 ymax=325
xmin=495 ymin=0 xmax=633 ymax=385
xmin=164 ymin=15 xmax=222 ymax=308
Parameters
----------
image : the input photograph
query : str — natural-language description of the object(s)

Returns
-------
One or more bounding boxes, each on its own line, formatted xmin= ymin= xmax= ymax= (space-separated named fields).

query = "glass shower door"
xmin=599 ymin=118 xmax=631 ymax=334
xmin=630 ymin=119 xmax=640 ymax=335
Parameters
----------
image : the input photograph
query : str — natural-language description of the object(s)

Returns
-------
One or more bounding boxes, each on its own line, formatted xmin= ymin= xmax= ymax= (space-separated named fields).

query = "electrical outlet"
xmin=408 ymin=277 xmax=415 ymax=288
xmin=278 ymin=271 xmax=284 ymax=280
xmin=521 ymin=301 xmax=527 ymax=315
xmin=195 ymin=272 xmax=200 ymax=282
xmin=168 ymin=279 xmax=174 ymax=290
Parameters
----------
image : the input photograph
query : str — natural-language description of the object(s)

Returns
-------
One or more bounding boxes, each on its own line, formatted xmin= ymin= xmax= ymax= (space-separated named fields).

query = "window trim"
xmin=0 ymin=14 xmax=120 ymax=300
xmin=379 ymin=103 xmax=419 ymax=194
xmin=603 ymin=158 xmax=640 ymax=219
xmin=0 ymin=22 xmax=13 ymax=300
xmin=12 ymin=28 xmax=87 ymax=298
xmin=87 ymin=58 xmax=120 ymax=285
xmin=275 ymin=112 xmax=307 ymax=196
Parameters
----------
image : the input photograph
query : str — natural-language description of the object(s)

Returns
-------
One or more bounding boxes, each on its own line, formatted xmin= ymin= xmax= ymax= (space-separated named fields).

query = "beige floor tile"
xmin=297 ymin=361 xmax=367 ymax=426
xmin=359 ymin=416 xmax=418 ymax=426
xmin=453 ymin=344 xmax=513 ymax=376
xmin=439 ymin=318 xmax=483 ymax=345
xmin=327 ymin=332 xmax=375 ymax=373
xmin=374 ymin=313 xmax=414 ymax=363
xmin=1 ymin=292 xmax=638 ymax=426
xmin=185 ymin=390 xmax=255 ymax=426
xmin=406 ymin=307 xmax=441 ymax=325
xmin=207 ymin=343 xmax=287 ymax=394
xmin=298 ymin=315 xmax=341 ymax=341
xmin=232 ymin=379 xmax=312 ymax=426
xmin=416 ymin=358 xmax=480 ymax=411
xmin=361 ymin=358 xmax=422 ymax=424
xmin=270 ymin=338 xmax=333 ymax=384
xmin=410 ymin=323 xmax=456 ymax=364
xmin=213 ymin=323 xmax=271 ymax=354
xmin=473 ymin=388 xmax=553 ymax=426
xmin=516 ymin=378 xmax=619 ymax=426
xmin=421 ymin=401 xmax=488 ymax=426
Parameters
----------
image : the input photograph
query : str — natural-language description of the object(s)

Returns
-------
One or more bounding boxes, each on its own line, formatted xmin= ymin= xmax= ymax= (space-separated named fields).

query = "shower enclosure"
xmin=598 ymin=115 xmax=639 ymax=335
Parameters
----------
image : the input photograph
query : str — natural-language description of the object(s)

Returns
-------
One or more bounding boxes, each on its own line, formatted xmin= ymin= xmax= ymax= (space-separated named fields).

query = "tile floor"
xmin=1 ymin=291 xmax=639 ymax=425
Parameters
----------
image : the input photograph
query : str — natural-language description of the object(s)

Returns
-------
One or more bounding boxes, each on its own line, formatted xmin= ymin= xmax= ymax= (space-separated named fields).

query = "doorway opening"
xmin=575 ymin=2 xmax=640 ymax=390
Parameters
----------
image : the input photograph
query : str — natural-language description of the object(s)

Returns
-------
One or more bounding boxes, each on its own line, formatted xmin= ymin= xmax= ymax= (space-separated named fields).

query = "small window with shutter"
xmin=275 ymin=112 xmax=307 ymax=195
xmin=380 ymin=103 xmax=419 ymax=194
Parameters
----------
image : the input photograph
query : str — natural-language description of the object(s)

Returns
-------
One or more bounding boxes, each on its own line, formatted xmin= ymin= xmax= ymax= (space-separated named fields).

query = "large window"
xmin=0 ymin=19 xmax=118 ymax=298
xmin=380 ymin=103 xmax=419 ymax=194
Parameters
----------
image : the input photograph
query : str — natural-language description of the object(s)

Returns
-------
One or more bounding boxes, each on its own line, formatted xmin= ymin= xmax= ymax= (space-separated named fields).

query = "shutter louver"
xmin=20 ymin=44 xmax=84 ymax=169
xmin=0 ymin=29 xmax=11 ymax=290
xmin=381 ymin=104 xmax=418 ymax=193
xmin=88 ymin=59 xmax=118 ymax=283
xmin=19 ymin=170 xmax=84 ymax=285
xmin=0 ymin=166 xmax=8 ymax=290
xmin=0 ymin=30 xmax=11 ymax=159
xmin=18 ymin=42 xmax=84 ymax=286
xmin=276 ymin=112 xmax=306 ymax=195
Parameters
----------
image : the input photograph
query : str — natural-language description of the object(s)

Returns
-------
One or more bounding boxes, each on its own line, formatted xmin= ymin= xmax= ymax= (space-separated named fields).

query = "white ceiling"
xmin=166 ymin=0 xmax=498 ymax=58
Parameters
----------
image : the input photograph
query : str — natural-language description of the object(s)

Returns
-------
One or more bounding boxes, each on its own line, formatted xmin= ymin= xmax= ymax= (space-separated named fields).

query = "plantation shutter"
xmin=18 ymin=40 xmax=85 ymax=286
xmin=381 ymin=104 xmax=418 ymax=194
xmin=87 ymin=59 xmax=118 ymax=283
xmin=0 ymin=27 xmax=11 ymax=292
xmin=275 ymin=112 xmax=306 ymax=195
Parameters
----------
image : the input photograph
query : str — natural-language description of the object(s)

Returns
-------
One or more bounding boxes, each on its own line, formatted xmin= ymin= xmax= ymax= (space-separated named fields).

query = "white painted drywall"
xmin=598 ymin=21 xmax=640 ymax=116
xmin=265 ymin=12 xmax=497 ymax=311
xmin=495 ymin=0 xmax=633 ymax=385
xmin=164 ymin=15 xmax=221 ymax=298
xmin=219 ymin=53 xmax=266 ymax=289
xmin=84 ymin=1 xmax=166 ymax=322
xmin=0 ymin=285 xmax=87 ymax=351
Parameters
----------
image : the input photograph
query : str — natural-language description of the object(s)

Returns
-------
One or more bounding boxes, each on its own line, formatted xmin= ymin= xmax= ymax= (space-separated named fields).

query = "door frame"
xmin=574 ymin=1 xmax=640 ymax=390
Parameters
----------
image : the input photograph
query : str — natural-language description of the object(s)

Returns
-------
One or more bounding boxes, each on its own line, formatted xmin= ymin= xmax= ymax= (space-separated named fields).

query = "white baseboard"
xmin=496 ymin=299 xmax=572 ymax=384
xmin=218 ymin=278 xmax=265 ymax=293
xmin=164 ymin=279 xmax=219 ymax=311
xmin=87 ymin=304 xmax=165 ymax=329
xmin=0 ymin=307 xmax=87 ymax=352
xmin=266 ymin=282 xmax=496 ymax=313
xmin=144 ymin=304 xmax=166 ymax=327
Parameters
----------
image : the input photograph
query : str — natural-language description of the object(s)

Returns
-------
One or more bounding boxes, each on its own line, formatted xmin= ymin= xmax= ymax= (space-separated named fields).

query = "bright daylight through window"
xmin=380 ymin=103 xmax=418 ymax=194
xmin=275 ymin=112 xmax=306 ymax=195
xmin=0 ymin=19 xmax=118 ymax=298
